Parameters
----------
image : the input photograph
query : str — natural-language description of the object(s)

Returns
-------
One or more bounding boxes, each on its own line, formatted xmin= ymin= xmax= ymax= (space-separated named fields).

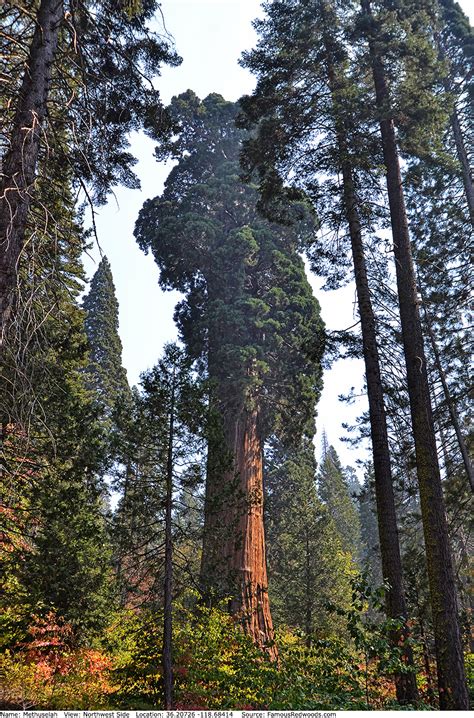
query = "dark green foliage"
xmin=405 ymin=152 xmax=473 ymax=487
xmin=238 ymin=0 xmax=382 ymax=289
xmin=358 ymin=465 xmax=383 ymax=586
xmin=111 ymin=344 xmax=205 ymax=607
xmin=134 ymin=90 xmax=325 ymax=445
xmin=0 ymin=0 xmax=172 ymax=640
xmin=437 ymin=0 xmax=474 ymax=145
xmin=265 ymin=435 xmax=353 ymax=640
xmin=23 ymin=474 xmax=113 ymax=641
xmin=83 ymin=257 xmax=131 ymax=423
xmin=0 ymin=0 xmax=181 ymax=203
xmin=366 ymin=2 xmax=450 ymax=158
xmin=439 ymin=0 xmax=474 ymax=63
xmin=21 ymin=314 xmax=112 ymax=638
xmin=317 ymin=438 xmax=362 ymax=558
xmin=0 ymin=0 xmax=182 ymax=352
xmin=65 ymin=0 xmax=181 ymax=202
xmin=111 ymin=384 xmax=167 ymax=606
xmin=401 ymin=0 xmax=473 ymax=491
xmin=1 ymin=173 xmax=113 ymax=643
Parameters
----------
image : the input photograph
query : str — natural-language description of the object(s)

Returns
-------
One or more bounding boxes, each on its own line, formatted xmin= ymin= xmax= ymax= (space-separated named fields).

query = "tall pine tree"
xmin=359 ymin=1 xmax=468 ymax=705
xmin=0 ymin=0 xmax=180 ymax=345
xmin=1 ymin=167 xmax=113 ymax=643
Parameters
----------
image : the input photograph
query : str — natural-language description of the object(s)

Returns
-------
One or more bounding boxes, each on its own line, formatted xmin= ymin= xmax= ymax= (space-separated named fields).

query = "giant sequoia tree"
xmin=135 ymin=91 xmax=324 ymax=656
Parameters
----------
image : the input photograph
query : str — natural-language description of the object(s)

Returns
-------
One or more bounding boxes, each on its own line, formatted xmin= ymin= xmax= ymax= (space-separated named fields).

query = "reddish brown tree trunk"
xmin=0 ymin=0 xmax=64 ymax=346
xmin=225 ymin=405 xmax=276 ymax=659
xmin=201 ymin=392 xmax=276 ymax=659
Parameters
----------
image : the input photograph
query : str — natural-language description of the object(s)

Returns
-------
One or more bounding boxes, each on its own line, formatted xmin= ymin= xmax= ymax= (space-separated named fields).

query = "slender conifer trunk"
xmin=320 ymin=7 xmax=417 ymax=700
xmin=0 ymin=0 xmax=64 ymax=345
xmin=361 ymin=1 xmax=469 ymax=707
xmin=343 ymin=167 xmax=417 ymax=702
xmin=421 ymin=297 xmax=474 ymax=492
xmin=304 ymin=529 xmax=313 ymax=647
xmin=163 ymin=371 xmax=175 ymax=710
xmin=116 ymin=461 xmax=133 ymax=606
xmin=450 ymin=108 xmax=474 ymax=226
xmin=436 ymin=33 xmax=474 ymax=227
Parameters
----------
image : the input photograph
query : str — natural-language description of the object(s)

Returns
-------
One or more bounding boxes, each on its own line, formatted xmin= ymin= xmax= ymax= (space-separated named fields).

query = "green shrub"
xmin=2 ymin=588 xmax=444 ymax=710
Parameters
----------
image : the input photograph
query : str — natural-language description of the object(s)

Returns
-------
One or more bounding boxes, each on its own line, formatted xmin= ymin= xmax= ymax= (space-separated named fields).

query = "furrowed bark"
xmin=200 ymin=370 xmax=276 ymax=659
xmin=226 ymin=403 xmax=276 ymax=659
xmin=321 ymin=8 xmax=417 ymax=700
xmin=361 ymin=1 xmax=469 ymax=708
xmin=0 ymin=0 xmax=64 ymax=346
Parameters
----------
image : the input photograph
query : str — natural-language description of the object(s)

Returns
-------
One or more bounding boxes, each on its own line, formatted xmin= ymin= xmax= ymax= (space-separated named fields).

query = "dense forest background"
xmin=0 ymin=0 xmax=473 ymax=711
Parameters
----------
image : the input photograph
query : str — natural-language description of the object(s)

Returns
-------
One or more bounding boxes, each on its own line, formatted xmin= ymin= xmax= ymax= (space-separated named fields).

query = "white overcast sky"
xmin=83 ymin=0 xmax=473 ymax=472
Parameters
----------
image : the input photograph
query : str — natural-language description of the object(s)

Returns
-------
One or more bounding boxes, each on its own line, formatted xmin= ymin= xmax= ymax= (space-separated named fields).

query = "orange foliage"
xmin=2 ymin=613 xmax=115 ymax=709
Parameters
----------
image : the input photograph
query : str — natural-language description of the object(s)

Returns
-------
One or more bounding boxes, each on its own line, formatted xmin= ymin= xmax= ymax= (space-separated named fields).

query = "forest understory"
xmin=1 ymin=0 xmax=473 ymax=711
